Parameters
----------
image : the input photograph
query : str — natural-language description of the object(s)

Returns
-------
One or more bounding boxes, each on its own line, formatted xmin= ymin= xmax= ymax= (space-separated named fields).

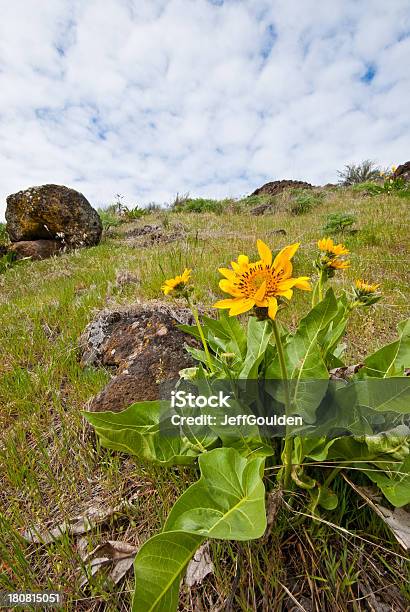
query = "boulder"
xmin=251 ymin=179 xmax=313 ymax=198
xmin=8 ymin=240 xmax=63 ymax=260
xmin=79 ymin=302 xmax=198 ymax=412
xmin=6 ymin=184 xmax=102 ymax=246
xmin=393 ymin=161 xmax=410 ymax=181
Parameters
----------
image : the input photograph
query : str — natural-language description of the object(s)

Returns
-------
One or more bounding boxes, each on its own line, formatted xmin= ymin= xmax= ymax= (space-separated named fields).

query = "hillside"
xmin=0 ymin=186 xmax=409 ymax=610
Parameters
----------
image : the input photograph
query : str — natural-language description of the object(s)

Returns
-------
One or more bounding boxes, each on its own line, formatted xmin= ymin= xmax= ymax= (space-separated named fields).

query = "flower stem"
xmin=271 ymin=320 xmax=293 ymax=490
xmin=312 ymin=269 xmax=326 ymax=307
xmin=318 ymin=269 xmax=325 ymax=302
xmin=188 ymin=298 xmax=214 ymax=373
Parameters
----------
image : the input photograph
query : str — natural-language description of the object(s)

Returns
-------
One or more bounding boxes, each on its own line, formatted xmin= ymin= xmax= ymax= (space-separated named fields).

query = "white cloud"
xmin=0 ymin=0 xmax=409 ymax=219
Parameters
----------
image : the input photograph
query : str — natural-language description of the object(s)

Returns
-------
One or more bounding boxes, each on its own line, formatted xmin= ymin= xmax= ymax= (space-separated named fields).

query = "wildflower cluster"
xmin=316 ymin=237 xmax=350 ymax=275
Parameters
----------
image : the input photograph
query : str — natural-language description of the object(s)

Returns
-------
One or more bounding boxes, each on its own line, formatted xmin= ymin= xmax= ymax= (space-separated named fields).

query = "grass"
xmin=0 ymin=187 xmax=409 ymax=610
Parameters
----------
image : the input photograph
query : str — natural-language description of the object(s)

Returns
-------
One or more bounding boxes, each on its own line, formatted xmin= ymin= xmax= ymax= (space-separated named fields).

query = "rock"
xmin=393 ymin=161 xmax=410 ymax=181
xmin=79 ymin=302 xmax=198 ymax=412
xmin=268 ymin=228 xmax=287 ymax=236
xmin=6 ymin=184 xmax=102 ymax=246
xmin=251 ymin=179 xmax=313 ymax=198
xmin=251 ymin=201 xmax=275 ymax=216
xmin=122 ymin=223 xmax=185 ymax=247
xmin=8 ymin=240 xmax=63 ymax=260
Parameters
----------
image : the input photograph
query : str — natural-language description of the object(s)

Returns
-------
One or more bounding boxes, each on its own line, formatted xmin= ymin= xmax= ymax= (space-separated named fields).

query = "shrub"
xmin=98 ymin=209 xmax=123 ymax=230
xmin=323 ymin=212 xmax=357 ymax=234
xmin=337 ymin=160 xmax=381 ymax=185
xmin=291 ymin=190 xmax=323 ymax=215
xmin=173 ymin=197 xmax=227 ymax=214
xmin=123 ymin=205 xmax=147 ymax=221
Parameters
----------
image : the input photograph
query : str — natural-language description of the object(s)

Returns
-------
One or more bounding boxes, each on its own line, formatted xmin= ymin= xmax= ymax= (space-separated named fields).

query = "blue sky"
xmin=0 ymin=0 xmax=409 ymax=218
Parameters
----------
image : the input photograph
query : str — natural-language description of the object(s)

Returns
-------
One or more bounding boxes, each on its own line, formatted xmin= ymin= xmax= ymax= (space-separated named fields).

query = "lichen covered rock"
xmin=6 ymin=184 xmax=102 ymax=246
xmin=79 ymin=302 xmax=198 ymax=412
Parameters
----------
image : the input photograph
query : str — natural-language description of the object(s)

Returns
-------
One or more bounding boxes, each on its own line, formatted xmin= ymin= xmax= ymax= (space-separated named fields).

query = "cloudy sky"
xmin=0 ymin=0 xmax=409 ymax=218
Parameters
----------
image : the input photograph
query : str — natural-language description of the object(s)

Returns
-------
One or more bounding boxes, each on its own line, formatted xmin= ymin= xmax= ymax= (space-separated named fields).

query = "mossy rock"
xmin=5 ymin=184 xmax=102 ymax=246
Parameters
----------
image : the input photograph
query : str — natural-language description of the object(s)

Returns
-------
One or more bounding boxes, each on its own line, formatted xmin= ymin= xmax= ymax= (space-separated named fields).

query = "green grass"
xmin=0 ymin=222 xmax=9 ymax=245
xmin=0 ymin=189 xmax=409 ymax=610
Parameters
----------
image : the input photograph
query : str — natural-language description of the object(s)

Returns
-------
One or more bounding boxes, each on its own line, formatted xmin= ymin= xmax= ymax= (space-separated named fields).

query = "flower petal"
xmin=237 ymin=254 xmax=249 ymax=269
xmin=293 ymin=277 xmax=312 ymax=291
xmin=218 ymin=267 xmax=236 ymax=280
xmin=257 ymin=240 xmax=272 ymax=266
xmin=268 ymin=297 xmax=278 ymax=320
xmin=219 ymin=279 xmax=241 ymax=296
xmin=229 ymin=298 xmax=255 ymax=316
xmin=213 ymin=298 xmax=239 ymax=309
xmin=275 ymin=288 xmax=293 ymax=300
xmin=253 ymin=280 xmax=267 ymax=303
xmin=273 ymin=243 xmax=300 ymax=269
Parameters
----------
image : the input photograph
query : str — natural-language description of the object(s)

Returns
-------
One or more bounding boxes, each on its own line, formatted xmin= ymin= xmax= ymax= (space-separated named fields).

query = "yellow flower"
xmin=391 ymin=165 xmax=397 ymax=173
xmin=317 ymin=237 xmax=349 ymax=256
xmin=355 ymin=279 xmax=380 ymax=294
xmin=213 ymin=240 xmax=311 ymax=319
xmin=161 ymin=268 xmax=191 ymax=295
xmin=317 ymin=237 xmax=350 ymax=270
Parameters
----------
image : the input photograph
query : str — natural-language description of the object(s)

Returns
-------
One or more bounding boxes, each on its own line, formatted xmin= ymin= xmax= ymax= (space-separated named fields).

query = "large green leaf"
xmin=205 ymin=311 xmax=247 ymax=359
xmin=266 ymin=290 xmax=338 ymax=421
xmin=132 ymin=448 xmax=266 ymax=612
xmin=178 ymin=313 xmax=247 ymax=360
xmin=240 ymin=318 xmax=272 ymax=379
xmin=286 ymin=288 xmax=338 ymax=379
xmin=165 ymin=447 xmax=266 ymax=538
xmin=83 ymin=401 xmax=212 ymax=466
xmin=360 ymin=319 xmax=410 ymax=377
xmin=132 ymin=531 xmax=204 ymax=612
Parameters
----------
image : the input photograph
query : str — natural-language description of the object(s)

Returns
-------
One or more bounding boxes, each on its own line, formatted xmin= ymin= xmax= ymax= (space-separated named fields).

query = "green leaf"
xmin=240 ymin=318 xmax=272 ymax=379
xmin=310 ymin=485 xmax=339 ymax=511
xmin=132 ymin=531 xmax=204 ymax=612
xmin=267 ymin=290 xmax=338 ymax=421
xmin=287 ymin=288 xmax=338 ymax=379
xmin=165 ymin=447 xmax=267 ymax=539
xmin=362 ymin=454 xmax=410 ymax=507
xmin=132 ymin=448 xmax=266 ymax=612
xmin=217 ymin=311 xmax=247 ymax=358
xmin=360 ymin=319 xmax=410 ymax=377
xmin=355 ymin=378 xmax=410 ymax=414
xmin=83 ymin=402 xmax=209 ymax=466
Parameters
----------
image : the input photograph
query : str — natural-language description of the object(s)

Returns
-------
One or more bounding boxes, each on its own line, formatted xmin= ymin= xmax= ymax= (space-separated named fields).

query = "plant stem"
xmin=323 ymin=466 xmax=342 ymax=488
xmin=188 ymin=298 xmax=214 ymax=373
xmin=271 ymin=320 xmax=293 ymax=490
xmin=318 ymin=269 xmax=324 ymax=302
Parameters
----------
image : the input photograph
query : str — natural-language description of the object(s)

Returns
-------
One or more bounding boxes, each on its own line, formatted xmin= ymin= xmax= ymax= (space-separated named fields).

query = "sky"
xmin=0 ymin=0 xmax=409 ymax=218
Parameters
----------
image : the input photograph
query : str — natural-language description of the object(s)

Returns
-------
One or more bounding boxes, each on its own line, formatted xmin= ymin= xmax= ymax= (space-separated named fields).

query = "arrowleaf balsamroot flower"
xmin=317 ymin=237 xmax=350 ymax=270
xmin=352 ymin=279 xmax=382 ymax=307
xmin=214 ymin=240 xmax=311 ymax=319
xmin=161 ymin=268 xmax=192 ymax=295
xmin=355 ymin=279 xmax=380 ymax=294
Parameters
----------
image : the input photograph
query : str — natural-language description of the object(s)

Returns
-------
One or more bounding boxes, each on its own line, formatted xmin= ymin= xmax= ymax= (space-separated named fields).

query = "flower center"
xmin=237 ymin=264 xmax=282 ymax=298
